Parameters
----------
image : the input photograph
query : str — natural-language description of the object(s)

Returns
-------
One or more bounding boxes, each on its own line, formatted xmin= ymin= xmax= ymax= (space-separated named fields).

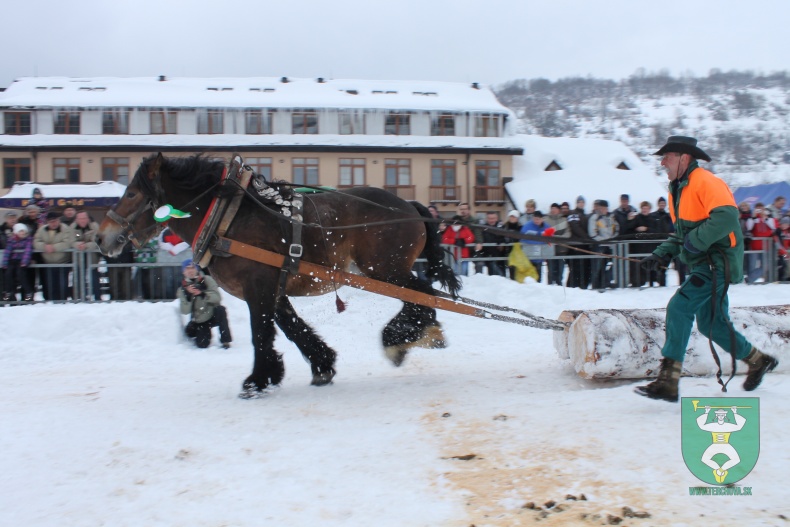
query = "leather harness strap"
xmin=212 ymin=236 xmax=485 ymax=318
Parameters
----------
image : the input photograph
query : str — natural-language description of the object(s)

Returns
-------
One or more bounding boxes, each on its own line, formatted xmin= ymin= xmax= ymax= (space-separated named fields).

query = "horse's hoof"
xmin=385 ymin=346 xmax=409 ymax=367
xmin=311 ymin=368 xmax=336 ymax=386
xmin=238 ymin=381 xmax=280 ymax=399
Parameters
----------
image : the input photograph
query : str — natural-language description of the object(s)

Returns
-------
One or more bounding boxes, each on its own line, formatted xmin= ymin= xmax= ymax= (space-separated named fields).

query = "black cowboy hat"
xmin=653 ymin=136 xmax=711 ymax=162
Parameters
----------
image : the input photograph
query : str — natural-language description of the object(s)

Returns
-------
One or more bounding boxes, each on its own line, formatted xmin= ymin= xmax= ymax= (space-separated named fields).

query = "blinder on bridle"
xmin=105 ymin=202 xmax=163 ymax=249
xmin=105 ymin=163 xmax=168 ymax=249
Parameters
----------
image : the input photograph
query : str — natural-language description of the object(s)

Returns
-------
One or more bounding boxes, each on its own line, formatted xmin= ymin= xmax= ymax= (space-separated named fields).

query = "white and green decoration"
xmin=154 ymin=205 xmax=191 ymax=223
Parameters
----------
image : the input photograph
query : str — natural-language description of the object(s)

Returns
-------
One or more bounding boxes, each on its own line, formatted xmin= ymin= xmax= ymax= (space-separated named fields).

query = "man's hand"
xmin=683 ymin=234 xmax=702 ymax=254
xmin=185 ymin=284 xmax=202 ymax=296
xmin=640 ymin=253 xmax=670 ymax=271
xmin=705 ymin=406 xmax=711 ymax=414
xmin=732 ymin=406 xmax=738 ymax=415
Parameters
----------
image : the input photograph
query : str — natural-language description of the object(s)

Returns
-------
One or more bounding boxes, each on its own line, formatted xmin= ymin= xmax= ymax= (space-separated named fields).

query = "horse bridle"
xmin=105 ymin=201 xmax=164 ymax=249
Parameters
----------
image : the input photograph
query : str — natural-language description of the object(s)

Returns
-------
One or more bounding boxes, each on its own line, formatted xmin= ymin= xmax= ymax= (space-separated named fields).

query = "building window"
xmin=431 ymin=114 xmax=455 ymax=136
xmin=246 ymin=157 xmax=273 ymax=180
xmin=102 ymin=157 xmax=130 ymax=184
xmin=4 ymin=112 xmax=32 ymax=135
xmin=292 ymin=111 xmax=318 ymax=134
xmin=3 ymin=158 xmax=31 ymax=188
xmin=475 ymin=160 xmax=500 ymax=186
xmin=430 ymin=159 xmax=458 ymax=201
xmin=385 ymin=112 xmax=411 ymax=135
xmin=292 ymin=158 xmax=319 ymax=185
xmin=150 ymin=109 xmax=177 ymax=134
xmin=197 ymin=109 xmax=224 ymax=134
xmin=616 ymin=161 xmax=630 ymax=170
xmin=245 ymin=110 xmax=273 ymax=134
xmin=102 ymin=110 xmax=129 ymax=134
xmin=54 ymin=158 xmax=80 ymax=183
xmin=385 ymin=159 xmax=411 ymax=186
xmin=338 ymin=111 xmax=365 ymax=135
xmin=431 ymin=159 xmax=457 ymax=186
xmin=54 ymin=111 xmax=81 ymax=134
xmin=544 ymin=160 xmax=562 ymax=171
xmin=339 ymin=158 xmax=366 ymax=187
xmin=474 ymin=114 xmax=501 ymax=137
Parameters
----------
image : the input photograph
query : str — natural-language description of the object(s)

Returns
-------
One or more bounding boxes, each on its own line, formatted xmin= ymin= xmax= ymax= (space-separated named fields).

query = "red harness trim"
xmin=191 ymin=166 xmax=228 ymax=252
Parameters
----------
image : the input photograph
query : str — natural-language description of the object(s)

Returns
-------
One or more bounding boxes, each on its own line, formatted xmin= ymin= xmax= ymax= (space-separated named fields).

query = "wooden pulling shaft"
xmin=214 ymin=237 xmax=487 ymax=319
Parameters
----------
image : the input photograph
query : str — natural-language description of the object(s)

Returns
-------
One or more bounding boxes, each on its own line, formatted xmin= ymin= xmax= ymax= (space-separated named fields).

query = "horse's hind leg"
xmin=275 ymin=297 xmax=337 ymax=386
xmin=381 ymin=276 xmax=446 ymax=367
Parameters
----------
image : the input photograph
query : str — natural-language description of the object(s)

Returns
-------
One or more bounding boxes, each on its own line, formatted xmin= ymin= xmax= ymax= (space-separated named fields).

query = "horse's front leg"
xmin=240 ymin=287 xmax=284 ymax=398
xmin=275 ymin=296 xmax=337 ymax=386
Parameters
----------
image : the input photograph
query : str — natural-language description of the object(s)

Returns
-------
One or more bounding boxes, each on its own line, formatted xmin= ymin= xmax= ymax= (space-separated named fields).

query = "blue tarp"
xmin=733 ymin=181 xmax=790 ymax=211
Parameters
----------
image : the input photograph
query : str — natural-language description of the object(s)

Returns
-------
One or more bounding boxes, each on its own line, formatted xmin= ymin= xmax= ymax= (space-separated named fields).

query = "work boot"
xmin=742 ymin=348 xmax=778 ymax=391
xmin=634 ymin=358 xmax=682 ymax=402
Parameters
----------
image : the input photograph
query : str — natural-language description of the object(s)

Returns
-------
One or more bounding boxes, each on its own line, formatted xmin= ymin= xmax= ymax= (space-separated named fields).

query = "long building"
xmin=0 ymin=76 xmax=523 ymax=217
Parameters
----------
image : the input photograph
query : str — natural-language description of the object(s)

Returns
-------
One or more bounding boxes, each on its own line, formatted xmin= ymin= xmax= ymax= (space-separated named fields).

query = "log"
xmin=554 ymin=305 xmax=790 ymax=379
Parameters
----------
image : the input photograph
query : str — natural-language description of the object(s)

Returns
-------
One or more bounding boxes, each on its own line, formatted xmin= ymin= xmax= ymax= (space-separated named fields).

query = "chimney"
xmin=280 ymin=76 xmax=289 ymax=83
xmin=158 ymin=75 xmax=167 ymax=82
xmin=317 ymin=77 xmax=325 ymax=83
xmin=471 ymin=82 xmax=480 ymax=89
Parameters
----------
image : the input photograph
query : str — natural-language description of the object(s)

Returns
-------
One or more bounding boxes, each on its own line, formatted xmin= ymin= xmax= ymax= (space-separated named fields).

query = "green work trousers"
xmin=661 ymin=266 xmax=753 ymax=363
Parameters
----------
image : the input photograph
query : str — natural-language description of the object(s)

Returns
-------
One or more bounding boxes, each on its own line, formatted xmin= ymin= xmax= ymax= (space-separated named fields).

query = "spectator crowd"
xmin=0 ymin=187 xmax=192 ymax=303
xmin=433 ymin=193 xmax=790 ymax=289
xmin=2 ymin=190 xmax=788 ymax=303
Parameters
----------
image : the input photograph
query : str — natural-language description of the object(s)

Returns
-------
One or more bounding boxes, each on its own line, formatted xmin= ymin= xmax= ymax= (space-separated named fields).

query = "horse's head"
xmin=96 ymin=153 xmax=168 ymax=257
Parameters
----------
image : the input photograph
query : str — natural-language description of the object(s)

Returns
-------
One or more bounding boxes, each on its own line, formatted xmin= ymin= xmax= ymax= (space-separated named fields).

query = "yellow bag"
xmin=507 ymin=244 xmax=538 ymax=283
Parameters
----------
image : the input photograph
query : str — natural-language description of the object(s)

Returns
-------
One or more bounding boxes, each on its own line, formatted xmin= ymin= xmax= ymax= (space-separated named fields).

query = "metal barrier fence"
xmin=434 ymin=238 xmax=781 ymax=286
xmin=0 ymin=249 xmax=185 ymax=304
xmin=0 ymin=240 xmax=782 ymax=304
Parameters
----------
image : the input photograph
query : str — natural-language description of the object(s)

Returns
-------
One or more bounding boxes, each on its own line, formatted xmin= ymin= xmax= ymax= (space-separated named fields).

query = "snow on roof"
xmin=0 ymin=181 xmax=126 ymax=200
xmin=0 ymin=76 xmax=510 ymax=113
xmin=0 ymin=132 xmax=523 ymax=151
xmin=506 ymin=135 xmax=668 ymax=211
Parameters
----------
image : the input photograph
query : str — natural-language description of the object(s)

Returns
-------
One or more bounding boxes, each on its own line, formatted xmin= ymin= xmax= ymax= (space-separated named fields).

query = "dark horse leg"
xmin=381 ymin=274 xmax=446 ymax=367
xmin=275 ymin=296 xmax=337 ymax=386
xmin=240 ymin=287 xmax=285 ymax=398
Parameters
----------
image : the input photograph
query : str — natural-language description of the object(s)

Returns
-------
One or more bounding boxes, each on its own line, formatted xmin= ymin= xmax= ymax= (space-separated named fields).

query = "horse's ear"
xmin=147 ymin=153 xmax=165 ymax=180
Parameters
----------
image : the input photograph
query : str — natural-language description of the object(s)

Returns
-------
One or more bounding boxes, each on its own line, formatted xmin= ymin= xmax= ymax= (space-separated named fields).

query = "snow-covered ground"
xmin=2 ymin=276 xmax=788 ymax=526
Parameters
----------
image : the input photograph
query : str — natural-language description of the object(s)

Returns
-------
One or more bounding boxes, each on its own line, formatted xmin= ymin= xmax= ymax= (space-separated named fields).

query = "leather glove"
xmin=454 ymin=238 xmax=466 ymax=248
xmin=640 ymin=253 xmax=671 ymax=271
xmin=683 ymin=234 xmax=702 ymax=254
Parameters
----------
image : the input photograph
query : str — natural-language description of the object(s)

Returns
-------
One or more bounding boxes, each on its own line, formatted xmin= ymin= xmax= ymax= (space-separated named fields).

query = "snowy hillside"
xmin=496 ymin=71 xmax=790 ymax=188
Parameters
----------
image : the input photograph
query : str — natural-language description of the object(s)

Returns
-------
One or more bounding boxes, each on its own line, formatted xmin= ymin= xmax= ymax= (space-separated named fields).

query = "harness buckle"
xmin=289 ymin=244 xmax=303 ymax=258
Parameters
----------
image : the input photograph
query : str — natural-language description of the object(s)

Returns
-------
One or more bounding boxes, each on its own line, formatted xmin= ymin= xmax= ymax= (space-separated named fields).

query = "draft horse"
xmin=96 ymin=153 xmax=461 ymax=397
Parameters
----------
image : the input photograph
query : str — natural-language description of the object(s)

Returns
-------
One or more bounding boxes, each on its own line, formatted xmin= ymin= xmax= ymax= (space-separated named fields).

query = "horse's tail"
xmin=411 ymin=202 xmax=462 ymax=297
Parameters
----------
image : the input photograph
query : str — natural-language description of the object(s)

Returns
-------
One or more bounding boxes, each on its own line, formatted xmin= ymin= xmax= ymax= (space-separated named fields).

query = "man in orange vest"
xmin=635 ymin=136 xmax=778 ymax=402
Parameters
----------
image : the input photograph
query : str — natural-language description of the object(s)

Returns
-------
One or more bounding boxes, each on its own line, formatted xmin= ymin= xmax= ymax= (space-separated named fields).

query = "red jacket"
xmin=441 ymin=225 xmax=476 ymax=258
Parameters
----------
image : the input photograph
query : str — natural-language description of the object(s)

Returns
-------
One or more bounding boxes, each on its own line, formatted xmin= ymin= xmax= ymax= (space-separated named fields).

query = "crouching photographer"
xmin=177 ymin=259 xmax=232 ymax=349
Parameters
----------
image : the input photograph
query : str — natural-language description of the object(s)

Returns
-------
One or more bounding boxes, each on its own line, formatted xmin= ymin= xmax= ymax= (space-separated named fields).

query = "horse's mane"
xmin=161 ymin=154 xmax=226 ymax=191
xmin=135 ymin=154 xmax=225 ymax=200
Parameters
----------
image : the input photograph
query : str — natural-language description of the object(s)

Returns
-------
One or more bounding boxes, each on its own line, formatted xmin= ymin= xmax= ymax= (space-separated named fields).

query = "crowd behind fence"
xmin=0 ymin=239 xmax=783 ymax=305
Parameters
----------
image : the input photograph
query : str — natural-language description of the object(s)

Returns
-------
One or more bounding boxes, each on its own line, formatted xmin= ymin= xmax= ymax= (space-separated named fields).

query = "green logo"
xmin=681 ymin=397 xmax=760 ymax=485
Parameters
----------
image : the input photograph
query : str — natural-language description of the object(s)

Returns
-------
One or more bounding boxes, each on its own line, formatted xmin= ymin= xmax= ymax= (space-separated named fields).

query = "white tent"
xmin=0 ymin=181 xmax=126 ymax=209
xmin=505 ymin=135 xmax=668 ymax=213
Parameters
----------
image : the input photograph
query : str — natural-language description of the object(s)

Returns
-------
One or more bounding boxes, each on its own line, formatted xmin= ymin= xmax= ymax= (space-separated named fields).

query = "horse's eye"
xmin=126 ymin=192 xmax=137 ymax=199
